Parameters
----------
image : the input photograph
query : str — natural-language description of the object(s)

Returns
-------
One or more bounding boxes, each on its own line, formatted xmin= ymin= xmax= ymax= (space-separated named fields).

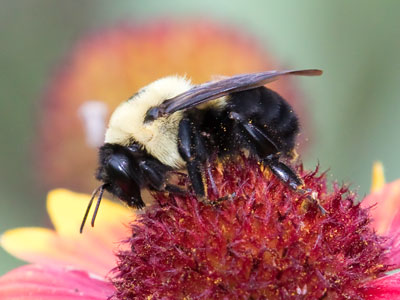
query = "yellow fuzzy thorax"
xmin=104 ymin=76 xmax=192 ymax=169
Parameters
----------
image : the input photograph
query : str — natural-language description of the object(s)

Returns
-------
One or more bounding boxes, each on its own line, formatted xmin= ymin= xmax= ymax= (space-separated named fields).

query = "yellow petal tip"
xmin=1 ymin=227 xmax=54 ymax=259
xmin=1 ymin=228 xmax=22 ymax=253
xmin=46 ymin=188 xmax=134 ymax=236
xmin=371 ymin=161 xmax=385 ymax=193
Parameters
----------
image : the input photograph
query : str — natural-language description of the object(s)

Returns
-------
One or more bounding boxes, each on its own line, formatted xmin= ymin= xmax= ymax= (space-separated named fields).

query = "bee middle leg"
xmin=178 ymin=118 xmax=236 ymax=204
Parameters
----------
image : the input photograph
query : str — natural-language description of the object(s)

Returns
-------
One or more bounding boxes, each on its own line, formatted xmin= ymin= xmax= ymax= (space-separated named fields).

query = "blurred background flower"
xmin=1 ymin=0 xmax=400 ymax=276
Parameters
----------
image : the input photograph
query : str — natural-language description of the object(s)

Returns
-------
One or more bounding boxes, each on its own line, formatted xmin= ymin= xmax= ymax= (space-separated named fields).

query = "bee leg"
xmin=230 ymin=112 xmax=292 ymax=185
xmin=229 ymin=113 xmax=326 ymax=214
xmin=164 ymin=184 xmax=186 ymax=195
xmin=231 ymin=114 xmax=302 ymax=192
xmin=178 ymin=118 xmax=209 ymax=200
xmin=230 ymin=113 xmax=298 ymax=188
xmin=263 ymin=155 xmax=326 ymax=214
xmin=138 ymin=159 xmax=186 ymax=195
xmin=229 ymin=112 xmax=279 ymax=154
xmin=263 ymin=154 xmax=304 ymax=191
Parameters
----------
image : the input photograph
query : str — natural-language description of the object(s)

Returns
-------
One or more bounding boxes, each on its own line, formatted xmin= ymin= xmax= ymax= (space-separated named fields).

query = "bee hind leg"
xmin=229 ymin=113 xmax=326 ymax=214
xmin=263 ymin=154 xmax=304 ymax=191
xmin=263 ymin=155 xmax=327 ymax=215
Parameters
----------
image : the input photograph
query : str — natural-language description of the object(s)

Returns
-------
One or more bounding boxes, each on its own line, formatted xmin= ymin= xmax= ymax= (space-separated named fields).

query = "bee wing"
xmin=159 ymin=69 xmax=322 ymax=116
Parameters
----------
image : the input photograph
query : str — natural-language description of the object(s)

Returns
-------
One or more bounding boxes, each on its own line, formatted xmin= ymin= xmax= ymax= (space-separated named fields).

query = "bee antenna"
xmin=80 ymin=184 xmax=103 ymax=234
xmin=90 ymin=184 xmax=106 ymax=228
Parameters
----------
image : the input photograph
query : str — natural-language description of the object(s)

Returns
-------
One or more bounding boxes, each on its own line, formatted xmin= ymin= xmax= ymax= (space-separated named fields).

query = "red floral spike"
xmin=111 ymin=156 xmax=392 ymax=299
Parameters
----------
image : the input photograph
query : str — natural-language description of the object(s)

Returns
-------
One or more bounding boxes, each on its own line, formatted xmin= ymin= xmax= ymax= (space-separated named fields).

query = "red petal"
xmin=362 ymin=272 xmax=400 ymax=299
xmin=0 ymin=264 xmax=114 ymax=300
xmin=362 ymin=180 xmax=400 ymax=268
xmin=362 ymin=179 xmax=400 ymax=236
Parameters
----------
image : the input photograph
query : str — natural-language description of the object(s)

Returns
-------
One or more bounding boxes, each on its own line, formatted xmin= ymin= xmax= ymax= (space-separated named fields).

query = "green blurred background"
xmin=1 ymin=0 xmax=399 ymax=274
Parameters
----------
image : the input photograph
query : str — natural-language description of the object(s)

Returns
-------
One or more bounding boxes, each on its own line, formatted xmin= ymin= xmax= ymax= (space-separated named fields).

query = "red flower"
xmin=2 ymin=162 xmax=400 ymax=299
xmin=0 ymin=265 xmax=113 ymax=300
xmin=110 ymin=158 xmax=396 ymax=299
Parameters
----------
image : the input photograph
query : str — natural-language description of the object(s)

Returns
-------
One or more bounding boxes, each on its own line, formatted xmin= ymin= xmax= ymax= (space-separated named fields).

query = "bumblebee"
xmin=80 ymin=69 xmax=322 ymax=232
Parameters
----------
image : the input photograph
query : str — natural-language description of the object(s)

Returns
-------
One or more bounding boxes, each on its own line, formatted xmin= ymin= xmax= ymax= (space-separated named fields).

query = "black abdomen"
xmin=193 ymin=86 xmax=299 ymax=159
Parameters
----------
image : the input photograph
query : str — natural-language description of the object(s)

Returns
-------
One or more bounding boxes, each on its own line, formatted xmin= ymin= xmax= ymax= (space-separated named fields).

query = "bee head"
xmin=96 ymin=143 xmax=146 ymax=208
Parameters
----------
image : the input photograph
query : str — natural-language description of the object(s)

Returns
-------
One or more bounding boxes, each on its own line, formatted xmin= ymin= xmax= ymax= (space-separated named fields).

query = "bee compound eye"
xmin=144 ymin=107 xmax=160 ymax=123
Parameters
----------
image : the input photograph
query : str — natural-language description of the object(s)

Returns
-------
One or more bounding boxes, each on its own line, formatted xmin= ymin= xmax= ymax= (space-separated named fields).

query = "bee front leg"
xmin=138 ymin=159 xmax=185 ymax=195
